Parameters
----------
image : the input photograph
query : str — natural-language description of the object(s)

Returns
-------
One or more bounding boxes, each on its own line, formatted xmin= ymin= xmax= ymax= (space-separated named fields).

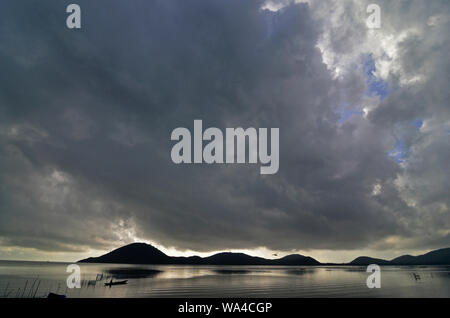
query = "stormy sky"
xmin=0 ymin=0 xmax=449 ymax=263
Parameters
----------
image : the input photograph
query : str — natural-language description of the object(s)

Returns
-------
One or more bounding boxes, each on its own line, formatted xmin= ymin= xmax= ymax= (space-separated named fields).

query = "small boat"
xmin=104 ymin=279 xmax=128 ymax=287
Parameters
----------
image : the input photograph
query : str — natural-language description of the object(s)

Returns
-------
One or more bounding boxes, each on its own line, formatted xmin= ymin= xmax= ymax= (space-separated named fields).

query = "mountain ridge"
xmin=348 ymin=247 xmax=450 ymax=265
xmin=78 ymin=243 xmax=321 ymax=265
xmin=78 ymin=243 xmax=450 ymax=265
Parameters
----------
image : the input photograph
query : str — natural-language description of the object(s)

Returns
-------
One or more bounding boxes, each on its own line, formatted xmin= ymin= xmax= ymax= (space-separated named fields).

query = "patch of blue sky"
xmin=388 ymin=140 xmax=408 ymax=163
xmin=337 ymin=54 xmax=389 ymax=124
xmin=338 ymin=109 xmax=364 ymax=123
xmin=387 ymin=121 xmax=424 ymax=164
xmin=363 ymin=54 xmax=389 ymax=100
xmin=412 ymin=119 xmax=423 ymax=129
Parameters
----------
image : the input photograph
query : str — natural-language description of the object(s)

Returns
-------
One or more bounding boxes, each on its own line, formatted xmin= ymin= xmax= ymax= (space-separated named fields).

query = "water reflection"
xmin=0 ymin=261 xmax=449 ymax=298
xmin=285 ymin=268 xmax=316 ymax=276
xmin=106 ymin=268 xmax=163 ymax=279
xmin=213 ymin=269 xmax=251 ymax=275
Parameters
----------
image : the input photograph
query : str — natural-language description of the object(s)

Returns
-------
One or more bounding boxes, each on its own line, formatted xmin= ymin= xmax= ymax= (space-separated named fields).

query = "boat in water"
xmin=104 ymin=279 xmax=128 ymax=287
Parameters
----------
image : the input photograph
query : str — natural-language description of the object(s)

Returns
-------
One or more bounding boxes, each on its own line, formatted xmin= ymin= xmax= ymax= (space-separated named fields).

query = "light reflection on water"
xmin=0 ymin=261 xmax=449 ymax=298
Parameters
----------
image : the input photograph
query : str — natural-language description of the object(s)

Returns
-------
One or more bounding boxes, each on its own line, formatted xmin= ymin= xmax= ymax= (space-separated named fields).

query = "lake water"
xmin=0 ymin=261 xmax=449 ymax=298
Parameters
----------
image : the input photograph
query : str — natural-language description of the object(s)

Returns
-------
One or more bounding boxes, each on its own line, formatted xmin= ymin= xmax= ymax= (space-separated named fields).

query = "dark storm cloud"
xmin=0 ymin=0 xmax=448 ymax=255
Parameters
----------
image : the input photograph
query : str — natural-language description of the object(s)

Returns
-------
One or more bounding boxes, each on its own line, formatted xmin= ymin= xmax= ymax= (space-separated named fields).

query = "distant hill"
xmin=202 ymin=252 xmax=269 ymax=265
xmin=275 ymin=254 xmax=320 ymax=266
xmin=79 ymin=243 xmax=450 ymax=266
xmin=391 ymin=248 xmax=450 ymax=265
xmin=79 ymin=243 xmax=320 ymax=265
xmin=349 ymin=248 xmax=450 ymax=266
xmin=79 ymin=243 xmax=171 ymax=264
xmin=349 ymin=256 xmax=391 ymax=266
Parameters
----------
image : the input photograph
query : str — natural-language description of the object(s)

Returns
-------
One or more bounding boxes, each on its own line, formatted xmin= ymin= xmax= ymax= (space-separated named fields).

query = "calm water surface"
xmin=0 ymin=261 xmax=449 ymax=298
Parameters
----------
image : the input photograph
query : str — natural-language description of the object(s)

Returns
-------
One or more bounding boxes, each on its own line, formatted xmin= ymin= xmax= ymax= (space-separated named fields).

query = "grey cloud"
xmin=0 ymin=0 xmax=448 ymax=256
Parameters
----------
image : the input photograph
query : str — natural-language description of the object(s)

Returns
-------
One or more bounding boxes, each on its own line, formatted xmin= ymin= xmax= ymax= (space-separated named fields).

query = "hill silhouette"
xmin=79 ymin=243 xmax=171 ymax=264
xmin=349 ymin=256 xmax=392 ymax=266
xmin=78 ymin=243 xmax=450 ymax=265
xmin=79 ymin=243 xmax=320 ymax=265
xmin=390 ymin=248 xmax=450 ymax=265
xmin=349 ymin=248 xmax=450 ymax=265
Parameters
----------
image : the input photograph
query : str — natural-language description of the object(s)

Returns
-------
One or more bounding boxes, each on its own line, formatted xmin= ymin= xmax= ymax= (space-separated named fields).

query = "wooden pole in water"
xmin=32 ymin=281 xmax=41 ymax=298
xmin=3 ymin=282 xmax=9 ymax=297
xmin=21 ymin=280 xmax=28 ymax=298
